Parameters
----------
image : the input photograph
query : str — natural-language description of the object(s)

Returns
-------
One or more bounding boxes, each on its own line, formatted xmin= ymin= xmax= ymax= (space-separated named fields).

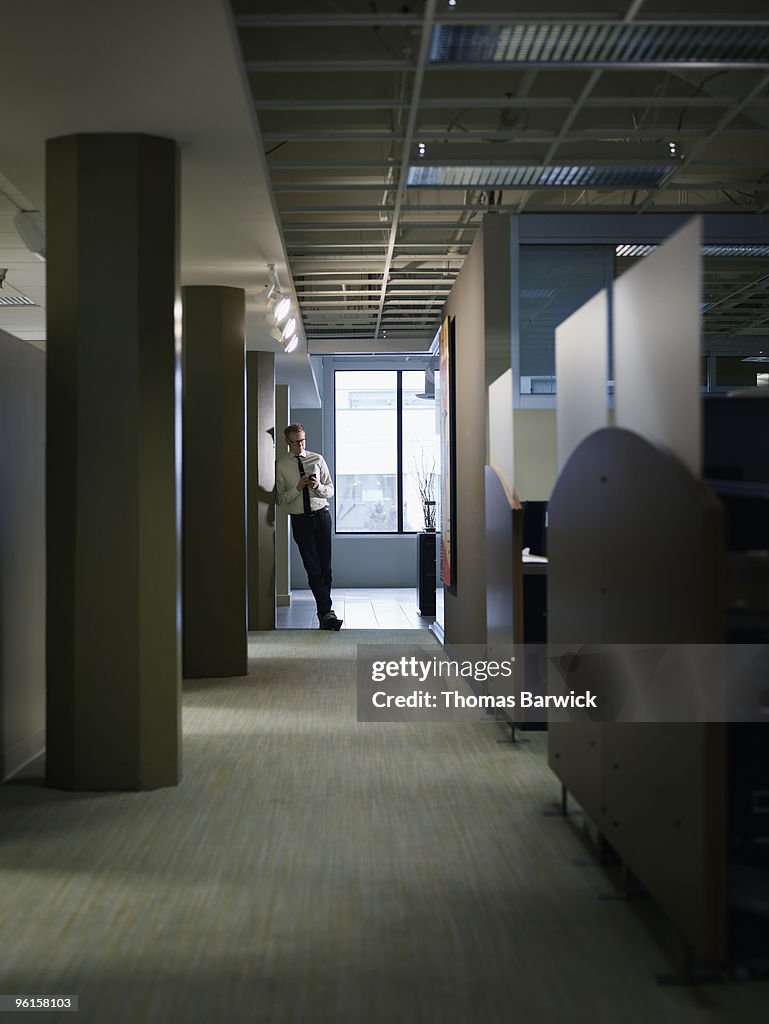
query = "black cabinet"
xmin=417 ymin=531 xmax=436 ymax=616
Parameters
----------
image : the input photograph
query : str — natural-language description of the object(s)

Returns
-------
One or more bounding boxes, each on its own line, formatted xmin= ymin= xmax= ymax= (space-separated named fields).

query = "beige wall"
xmin=0 ymin=331 xmax=45 ymax=779
xmin=514 ymin=409 xmax=558 ymax=502
xmin=441 ymin=215 xmax=565 ymax=646
xmin=443 ymin=225 xmax=486 ymax=646
xmin=443 ymin=216 xmax=513 ymax=648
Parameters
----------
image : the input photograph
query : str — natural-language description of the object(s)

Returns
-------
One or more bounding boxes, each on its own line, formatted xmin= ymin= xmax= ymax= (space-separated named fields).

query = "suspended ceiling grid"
xmin=232 ymin=0 xmax=769 ymax=353
xmin=700 ymin=260 xmax=769 ymax=338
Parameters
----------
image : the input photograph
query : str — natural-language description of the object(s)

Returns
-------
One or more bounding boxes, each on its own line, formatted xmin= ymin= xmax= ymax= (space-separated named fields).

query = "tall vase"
xmin=423 ymin=499 xmax=437 ymax=532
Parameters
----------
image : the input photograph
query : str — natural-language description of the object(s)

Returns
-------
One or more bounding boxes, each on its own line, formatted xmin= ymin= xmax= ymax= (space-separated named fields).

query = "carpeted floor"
xmin=0 ymin=629 xmax=767 ymax=1022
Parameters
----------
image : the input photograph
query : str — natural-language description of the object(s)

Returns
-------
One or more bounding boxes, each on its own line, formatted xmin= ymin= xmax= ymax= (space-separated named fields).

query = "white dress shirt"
xmin=275 ymin=449 xmax=334 ymax=516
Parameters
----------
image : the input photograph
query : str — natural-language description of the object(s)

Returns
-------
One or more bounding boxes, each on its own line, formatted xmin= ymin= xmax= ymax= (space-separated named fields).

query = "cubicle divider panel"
xmin=484 ymin=466 xmax=523 ymax=718
xmin=549 ymin=722 xmax=606 ymax=828
xmin=547 ymin=427 xmax=726 ymax=962
xmin=485 ymin=465 xmax=521 ymax=658
xmin=603 ymin=723 xmax=726 ymax=963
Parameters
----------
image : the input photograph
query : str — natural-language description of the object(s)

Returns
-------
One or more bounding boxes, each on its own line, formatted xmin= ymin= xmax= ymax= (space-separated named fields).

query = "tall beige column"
xmin=46 ymin=134 xmax=181 ymax=791
xmin=275 ymin=384 xmax=291 ymax=606
xmin=246 ymin=352 xmax=276 ymax=630
xmin=182 ymin=287 xmax=247 ymax=675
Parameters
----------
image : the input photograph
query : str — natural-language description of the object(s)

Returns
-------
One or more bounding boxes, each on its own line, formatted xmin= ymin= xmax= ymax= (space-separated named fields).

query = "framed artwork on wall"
xmin=439 ymin=315 xmax=457 ymax=593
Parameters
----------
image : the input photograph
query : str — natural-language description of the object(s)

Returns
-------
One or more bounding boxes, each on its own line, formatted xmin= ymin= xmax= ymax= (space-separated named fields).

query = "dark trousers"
xmin=291 ymin=509 xmax=333 ymax=617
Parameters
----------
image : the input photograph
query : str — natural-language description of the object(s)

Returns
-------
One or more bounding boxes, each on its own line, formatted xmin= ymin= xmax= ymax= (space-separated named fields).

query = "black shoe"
xmin=320 ymin=611 xmax=343 ymax=631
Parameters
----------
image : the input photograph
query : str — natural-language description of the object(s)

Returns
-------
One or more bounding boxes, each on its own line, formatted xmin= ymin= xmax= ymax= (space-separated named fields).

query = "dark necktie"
xmin=297 ymin=456 xmax=312 ymax=514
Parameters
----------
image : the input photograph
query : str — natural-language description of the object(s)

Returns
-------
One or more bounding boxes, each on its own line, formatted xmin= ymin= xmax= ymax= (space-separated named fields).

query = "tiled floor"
xmin=276 ymin=587 xmax=442 ymax=630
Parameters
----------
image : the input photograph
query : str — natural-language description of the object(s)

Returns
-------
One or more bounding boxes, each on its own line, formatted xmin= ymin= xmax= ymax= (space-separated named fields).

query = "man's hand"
xmin=308 ymin=474 xmax=320 ymax=490
xmin=298 ymin=474 xmax=310 ymax=490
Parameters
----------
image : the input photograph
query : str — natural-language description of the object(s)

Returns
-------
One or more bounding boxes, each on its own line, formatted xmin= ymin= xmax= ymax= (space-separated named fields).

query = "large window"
xmin=334 ymin=368 xmax=440 ymax=533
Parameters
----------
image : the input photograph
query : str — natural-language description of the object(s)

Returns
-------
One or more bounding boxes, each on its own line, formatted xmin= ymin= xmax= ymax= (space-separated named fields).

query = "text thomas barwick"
xmin=370 ymin=690 xmax=598 ymax=709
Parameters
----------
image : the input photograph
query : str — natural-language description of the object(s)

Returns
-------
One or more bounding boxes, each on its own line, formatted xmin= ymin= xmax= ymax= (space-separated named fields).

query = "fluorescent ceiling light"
xmin=429 ymin=23 xmax=769 ymax=65
xmin=284 ymin=335 xmax=299 ymax=354
xmin=408 ymin=164 xmax=671 ymax=189
xmin=617 ymin=244 xmax=769 ymax=257
xmin=0 ymin=293 xmax=36 ymax=306
xmin=615 ymin=244 xmax=656 ymax=257
xmin=702 ymin=245 xmax=769 ymax=257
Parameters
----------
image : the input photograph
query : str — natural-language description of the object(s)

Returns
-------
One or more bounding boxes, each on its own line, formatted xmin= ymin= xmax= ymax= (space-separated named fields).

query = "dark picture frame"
xmin=439 ymin=315 xmax=457 ymax=593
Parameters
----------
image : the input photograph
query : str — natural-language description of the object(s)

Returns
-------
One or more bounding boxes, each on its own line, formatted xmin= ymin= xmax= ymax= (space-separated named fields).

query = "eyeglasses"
xmin=287 ymin=437 xmax=306 ymax=446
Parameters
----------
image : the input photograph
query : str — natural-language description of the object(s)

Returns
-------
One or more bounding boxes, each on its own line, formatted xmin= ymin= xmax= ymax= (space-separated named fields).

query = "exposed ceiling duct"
xmin=233 ymin=1 xmax=769 ymax=353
